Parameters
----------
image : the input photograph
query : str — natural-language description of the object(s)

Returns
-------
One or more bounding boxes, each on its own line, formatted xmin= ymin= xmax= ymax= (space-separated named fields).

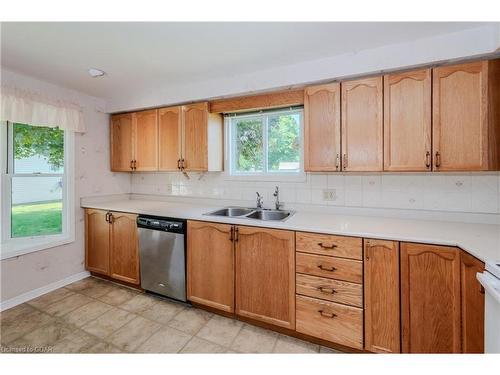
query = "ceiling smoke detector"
xmin=88 ymin=68 xmax=105 ymax=78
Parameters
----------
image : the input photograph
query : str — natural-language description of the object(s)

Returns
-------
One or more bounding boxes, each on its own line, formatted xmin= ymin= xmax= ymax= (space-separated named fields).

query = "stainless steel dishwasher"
xmin=137 ymin=216 xmax=187 ymax=302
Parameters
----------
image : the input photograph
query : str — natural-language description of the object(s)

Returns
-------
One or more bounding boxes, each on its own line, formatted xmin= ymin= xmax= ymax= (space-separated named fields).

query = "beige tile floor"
xmin=0 ymin=276 xmax=343 ymax=354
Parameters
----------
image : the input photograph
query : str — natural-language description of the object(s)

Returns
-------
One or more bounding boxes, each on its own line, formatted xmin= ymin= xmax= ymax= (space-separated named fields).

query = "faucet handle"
xmin=256 ymin=192 xmax=263 ymax=208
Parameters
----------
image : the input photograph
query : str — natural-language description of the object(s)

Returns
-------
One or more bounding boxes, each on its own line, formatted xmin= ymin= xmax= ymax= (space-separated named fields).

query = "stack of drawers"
xmin=295 ymin=232 xmax=364 ymax=349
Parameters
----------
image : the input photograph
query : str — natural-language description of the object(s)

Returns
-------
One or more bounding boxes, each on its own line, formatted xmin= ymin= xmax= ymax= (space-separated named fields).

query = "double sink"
xmin=204 ymin=207 xmax=294 ymax=221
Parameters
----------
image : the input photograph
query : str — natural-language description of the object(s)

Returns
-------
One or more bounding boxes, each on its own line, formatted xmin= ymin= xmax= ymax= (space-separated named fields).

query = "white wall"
xmin=107 ymin=24 xmax=500 ymax=112
xmin=0 ymin=69 xmax=131 ymax=302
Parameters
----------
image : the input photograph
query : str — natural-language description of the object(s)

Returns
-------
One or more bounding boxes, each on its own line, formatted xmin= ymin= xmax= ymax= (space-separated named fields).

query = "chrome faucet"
xmin=256 ymin=192 xmax=264 ymax=209
xmin=273 ymin=186 xmax=283 ymax=210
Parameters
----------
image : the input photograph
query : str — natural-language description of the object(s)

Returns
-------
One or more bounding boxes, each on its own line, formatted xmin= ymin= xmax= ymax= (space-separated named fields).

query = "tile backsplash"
xmin=130 ymin=172 xmax=500 ymax=215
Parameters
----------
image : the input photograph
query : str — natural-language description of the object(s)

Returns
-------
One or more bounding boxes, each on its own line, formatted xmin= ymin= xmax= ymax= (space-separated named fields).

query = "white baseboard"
xmin=0 ymin=271 xmax=91 ymax=312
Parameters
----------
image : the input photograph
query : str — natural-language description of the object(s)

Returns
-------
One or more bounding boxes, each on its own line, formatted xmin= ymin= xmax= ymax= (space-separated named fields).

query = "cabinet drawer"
xmin=296 ymin=273 xmax=363 ymax=307
xmin=296 ymin=295 xmax=363 ymax=349
xmin=296 ymin=232 xmax=362 ymax=260
xmin=296 ymin=252 xmax=362 ymax=283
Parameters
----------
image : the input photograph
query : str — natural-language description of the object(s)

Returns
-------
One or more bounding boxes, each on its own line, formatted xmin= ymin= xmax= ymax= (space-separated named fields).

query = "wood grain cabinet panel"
xmin=109 ymin=212 xmax=140 ymax=285
xmin=187 ymin=221 xmax=235 ymax=312
xmin=182 ymin=103 xmax=209 ymax=171
xmin=296 ymin=273 xmax=363 ymax=307
xmin=341 ymin=77 xmax=383 ymax=171
xmin=110 ymin=113 xmax=134 ymax=171
xmin=401 ymin=243 xmax=461 ymax=353
xmin=85 ymin=209 xmax=110 ymax=275
xmin=296 ymin=232 xmax=362 ymax=260
xmin=296 ymin=295 xmax=363 ymax=349
xmin=364 ymin=239 xmax=401 ymax=353
xmin=235 ymin=226 xmax=295 ymax=329
xmin=296 ymin=252 xmax=362 ymax=283
xmin=133 ymin=109 xmax=158 ymax=171
xmin=384 ymin=69 xmax=432 ymax=171
xmin=432 ymin=60 xmax=500 ymax=171
xmin=304 ymin=83 xmax=341 ymax=172
xmin=461 ymin=251 xmax=485 ymax=353
xmin=158 ymin=106 xmax=182 ymax=171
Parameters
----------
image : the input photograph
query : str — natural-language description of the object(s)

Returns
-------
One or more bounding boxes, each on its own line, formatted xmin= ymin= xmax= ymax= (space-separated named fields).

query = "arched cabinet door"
xmin=341 ymin=76 xmax=383 ymax=171
xmin=133 ymin=109 xmax=158 ymax=171
xmin=401 ymin=243 xmax=461 ymax=353
xmin=304 ymin=83 xmax=341 ymax=172
xmin=182 ymin=102 xmax=208 ymax=171
xmin=110 ymin=113 xmax=134 ymax=171
xmin=432 ymin=61 xmax=490 ymax=171
xmin=85 ymin=209 xmax=110 ymax=275
xmin=187 ymin=221 xmax=234 ymax=312
xmin=235 ymin=226 xmax=295 ymax=329
xmin=158 ymin=106 xmax=182 ymax=171
xmin=384 ymin=69 xmax=432 ymax=171
xmin=110 ymin=212 xmax=140 ymax=285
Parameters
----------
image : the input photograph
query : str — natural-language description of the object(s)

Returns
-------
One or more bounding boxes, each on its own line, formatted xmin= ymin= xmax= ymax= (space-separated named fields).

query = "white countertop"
xmin=81 ymin=197 xmax=500 ymax=264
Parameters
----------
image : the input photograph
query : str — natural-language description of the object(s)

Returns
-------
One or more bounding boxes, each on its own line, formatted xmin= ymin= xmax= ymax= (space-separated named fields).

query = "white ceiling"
xmin=0 ymin=22 xmax=494 ymax=106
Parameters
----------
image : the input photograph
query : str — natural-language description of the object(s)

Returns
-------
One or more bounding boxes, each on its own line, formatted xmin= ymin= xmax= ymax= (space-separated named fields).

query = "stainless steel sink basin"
xmin=245 ymin=210 xmax=292 ymax=221
xmin=204 ymin=207 xmax=294 ymax=222
xmin=205 ymin=207 xmax=255 ymax=217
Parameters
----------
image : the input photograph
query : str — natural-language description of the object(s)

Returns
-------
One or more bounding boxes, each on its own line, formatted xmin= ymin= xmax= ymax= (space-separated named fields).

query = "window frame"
xmin=224 ymin=107 xmax=306 ymax=182
xmin=0 ymin=121 xmax=75 ymax=260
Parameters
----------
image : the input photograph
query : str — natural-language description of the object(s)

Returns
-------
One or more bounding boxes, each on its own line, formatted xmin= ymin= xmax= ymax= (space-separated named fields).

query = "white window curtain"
xmin=0 ymin=85 xmax=86 ymax=132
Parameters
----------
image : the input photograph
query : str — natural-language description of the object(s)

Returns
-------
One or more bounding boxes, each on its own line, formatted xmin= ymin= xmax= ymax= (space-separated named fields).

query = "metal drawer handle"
xmin=317 ymin=264 xmax=336 ymax=272
xmin=425 ymin=151 xmax=431 ymax=169
xmin=317 ymin=242 xmax=337 ymax=249
xmin=318 ymin=310 xmax=337 ymax=319
xmin=317 ymin=286 xmax=336 ymax=294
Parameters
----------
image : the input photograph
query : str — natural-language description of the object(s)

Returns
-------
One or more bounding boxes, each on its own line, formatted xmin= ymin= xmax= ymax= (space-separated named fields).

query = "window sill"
xmin=0 ymin=235 xmax=75 ymax=260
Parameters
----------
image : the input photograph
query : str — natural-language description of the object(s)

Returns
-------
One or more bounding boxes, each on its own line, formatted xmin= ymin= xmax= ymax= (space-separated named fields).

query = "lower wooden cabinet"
xmin=109 ymin=212 xmax=140 ymax=284
xmin=85 ymin=209 xmax=110 ymax=275
xmin=401 ymin=242 xmax=461 ymax=353
xmin=363 ymin=239 xmax=401 ymax=353
xmin=460 ymin=251 xmax=485 ymax=353
xmin=235 ymin=226 xmax=295 ymax=329
xmin=85 ymin=209 xmax=140 ymax=285
xmin=187 ymin=221 xmax=234 ymax=312
xmin=296 ymin=295 xmax=363 ymax=349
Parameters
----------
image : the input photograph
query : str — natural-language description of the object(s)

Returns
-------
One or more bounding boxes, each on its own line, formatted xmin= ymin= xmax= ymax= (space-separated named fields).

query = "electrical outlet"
xmin=322 ymin=189 xmax=336 ymax=201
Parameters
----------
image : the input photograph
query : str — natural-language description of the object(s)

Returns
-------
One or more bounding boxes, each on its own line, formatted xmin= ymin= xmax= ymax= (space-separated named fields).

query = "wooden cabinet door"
xmin=133 ymin=109 xmax=158 ymax=171
xmin=304 ymin=83 xmax=341 ymax=171
xmin=159 ymin=106 xmax=182 ymax=171
xmin=187 ymin=221 xmax=234 ymax=312
xmin=432 ymin=61 xmax=488 ymax=171
xmin=109 ymin=212 xmax=140 ymax=284
xmin=182 ymin=102 xmax=208 ymax=171
xmin=384 ymin=69 xmax=432 ymax=171
xmin=110 ymin=113 xmax=134 ymax=171
xmin=85 ymin=209 xmax=110 ymax=275
xmin=461 ymin=251 xmax=485 ymax=353
xmin=341 ymin=77 xmax=383 ymax=171
xmin=401 ymin=243 xmax=461 ymax=353
xmin=235 ymin=226 xmax=295 ymax=329
xmin=364 ymin=239 xmax=400 ymax=353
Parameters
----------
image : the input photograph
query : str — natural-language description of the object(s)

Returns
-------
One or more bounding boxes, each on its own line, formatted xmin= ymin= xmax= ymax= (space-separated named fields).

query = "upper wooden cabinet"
xmin=110 ymin=110 xmax=158 ymax=172
xmin=158 ymin=106 xmax=182 ymax=171
xmin=187 ymin=221 xmax=235 ymax=312
xmin=401 ymin=243 xmax=461 ymax=353
xmin=433 ymin=60 xmax=500 ymax=171
xmin=110 ymin=113 xmax=134 ymax=172
xmin=363 ymin=239 xmax=401 ymax=353
xmin=384 ymin=69 xmax=432 ymax=171
xmin=134 ymin=110 xmax=159 ymax=171
xmin=112 ymin=102 xmax=223 ymax=173
xmin=460 ymin=251 xmax=485 ymax=353
xmin=341 ymin=77 xmax=383 ymax=171
xmin=304 ymin=83 xmax=341 ymax=172
xmin=235 ymin=226 xmax=295 ymax=329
